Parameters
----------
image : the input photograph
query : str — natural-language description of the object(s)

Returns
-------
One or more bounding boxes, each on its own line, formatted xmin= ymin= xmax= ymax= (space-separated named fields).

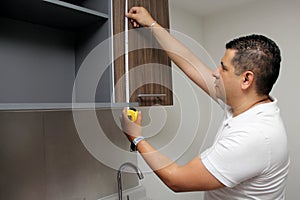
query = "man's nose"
xmin=212 ymin=67 xmax=220 ymax=79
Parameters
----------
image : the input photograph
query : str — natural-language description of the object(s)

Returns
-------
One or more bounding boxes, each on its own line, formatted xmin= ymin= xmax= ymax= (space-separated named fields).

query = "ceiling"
xmin=171 ymin=0 xmax=259 ymax=16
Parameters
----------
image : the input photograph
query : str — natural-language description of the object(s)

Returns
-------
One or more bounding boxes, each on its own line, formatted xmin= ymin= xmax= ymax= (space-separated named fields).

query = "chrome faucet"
xmin=117 ymin=162 xmax=144 ymax=200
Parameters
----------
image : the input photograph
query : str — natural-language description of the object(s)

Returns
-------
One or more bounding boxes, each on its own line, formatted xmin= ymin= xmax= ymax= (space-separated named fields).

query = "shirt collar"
xmin=223 ymin=96 xmax=279 ymax=128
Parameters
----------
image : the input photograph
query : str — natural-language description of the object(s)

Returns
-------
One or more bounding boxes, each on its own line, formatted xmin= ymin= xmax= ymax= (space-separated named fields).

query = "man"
xmin=120 ymin=7 xmax=289 ymax=199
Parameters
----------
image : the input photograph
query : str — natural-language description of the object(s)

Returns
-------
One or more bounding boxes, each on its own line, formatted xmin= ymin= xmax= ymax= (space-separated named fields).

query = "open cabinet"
xmin=0 ymin=0 xmax=173 ymax=110
xmin=0 ymin=0 xmax=112 ymax=110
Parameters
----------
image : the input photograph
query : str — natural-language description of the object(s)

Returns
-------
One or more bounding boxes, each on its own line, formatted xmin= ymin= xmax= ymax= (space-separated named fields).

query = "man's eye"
xmin=220 ymin=62 xmax=227 ymax=71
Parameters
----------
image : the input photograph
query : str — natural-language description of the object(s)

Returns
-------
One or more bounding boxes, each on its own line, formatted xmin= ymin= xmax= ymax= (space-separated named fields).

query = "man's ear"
xmin=241 ymin=71 xmax=254 ymax=90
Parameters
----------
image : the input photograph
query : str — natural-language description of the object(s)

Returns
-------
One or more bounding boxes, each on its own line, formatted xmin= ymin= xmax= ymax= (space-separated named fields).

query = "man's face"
xmin=213 ymin=49 xmax=241 ymax=105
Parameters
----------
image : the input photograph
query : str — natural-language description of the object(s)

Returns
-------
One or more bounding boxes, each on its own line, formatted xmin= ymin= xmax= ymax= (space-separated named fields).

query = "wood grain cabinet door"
xmin=113 ymin=0 xmax=173 ymax=106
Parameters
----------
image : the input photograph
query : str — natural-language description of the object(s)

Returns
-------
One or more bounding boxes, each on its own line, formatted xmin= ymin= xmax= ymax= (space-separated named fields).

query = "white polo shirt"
xmin=201 ymin=98 xmax=289 ymax=199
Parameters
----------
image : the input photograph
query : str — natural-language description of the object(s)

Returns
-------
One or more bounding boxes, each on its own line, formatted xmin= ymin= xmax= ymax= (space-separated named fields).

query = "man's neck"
xmin=231 ymin=95 xmax=271 ymax=117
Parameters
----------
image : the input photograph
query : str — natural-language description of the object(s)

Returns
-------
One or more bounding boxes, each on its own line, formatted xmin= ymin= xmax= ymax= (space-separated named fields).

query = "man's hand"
xmin=120 ymin=108 xmax=142 ymax=141
xmin=126 ymin=6 xmax=156 ymax=28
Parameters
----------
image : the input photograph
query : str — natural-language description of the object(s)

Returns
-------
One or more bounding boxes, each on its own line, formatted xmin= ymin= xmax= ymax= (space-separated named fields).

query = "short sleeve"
xmin=201 ymin=128 xmax=269 ymax=187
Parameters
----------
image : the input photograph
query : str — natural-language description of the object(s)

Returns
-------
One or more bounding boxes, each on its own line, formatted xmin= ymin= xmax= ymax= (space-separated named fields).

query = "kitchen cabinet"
xmin=0 ymin=0 xmax=172 ymax=110
xmin=0 ymin=0 xmax=111 ymax=109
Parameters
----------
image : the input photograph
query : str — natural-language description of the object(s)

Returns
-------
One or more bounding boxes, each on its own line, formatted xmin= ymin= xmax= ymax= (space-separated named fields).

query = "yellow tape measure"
xmin=127 ymin=108 xmax=138 ymax=122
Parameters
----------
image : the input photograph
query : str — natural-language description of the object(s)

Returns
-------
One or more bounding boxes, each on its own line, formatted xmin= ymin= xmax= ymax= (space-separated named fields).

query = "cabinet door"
xmin=113 ymin=0 xmax=173 ymax=106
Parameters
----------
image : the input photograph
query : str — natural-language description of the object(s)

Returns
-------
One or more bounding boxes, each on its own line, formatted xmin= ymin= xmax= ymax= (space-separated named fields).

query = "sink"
xmin=99 ymin=186 xmax=151 ymax=200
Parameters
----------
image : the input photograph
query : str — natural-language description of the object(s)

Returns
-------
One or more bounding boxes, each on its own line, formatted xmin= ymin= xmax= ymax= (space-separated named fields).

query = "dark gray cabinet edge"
xmin=0 ymin=103 xmax=139 ymax=112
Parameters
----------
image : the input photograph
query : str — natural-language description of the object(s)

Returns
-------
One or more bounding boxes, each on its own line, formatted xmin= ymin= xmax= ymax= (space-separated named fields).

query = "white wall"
xmin=202 ymin=0 xmax=300 ymax=199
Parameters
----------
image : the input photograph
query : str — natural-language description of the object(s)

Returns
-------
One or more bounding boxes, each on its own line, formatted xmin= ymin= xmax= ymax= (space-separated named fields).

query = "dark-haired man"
xmin=120 ymin=7 xmax=289 ymax=199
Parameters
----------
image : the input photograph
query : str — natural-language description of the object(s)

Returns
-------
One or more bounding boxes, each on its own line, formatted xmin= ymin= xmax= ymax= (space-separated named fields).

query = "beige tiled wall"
xmin=0 ymin=109 xmax=138 ymax=200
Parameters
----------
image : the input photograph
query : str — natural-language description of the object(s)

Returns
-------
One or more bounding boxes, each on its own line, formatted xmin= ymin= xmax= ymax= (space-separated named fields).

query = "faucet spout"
xmin=117 ymin=162 xmax=144 ymax=200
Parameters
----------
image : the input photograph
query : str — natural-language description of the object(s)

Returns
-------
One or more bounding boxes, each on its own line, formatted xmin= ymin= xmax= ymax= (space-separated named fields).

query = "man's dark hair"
xmin=226 ymin=34 xmax=281 ymax=95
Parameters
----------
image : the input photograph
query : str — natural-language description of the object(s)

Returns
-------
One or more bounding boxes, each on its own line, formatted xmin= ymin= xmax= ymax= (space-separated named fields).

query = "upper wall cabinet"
xmin=0 ymin=0 xmax=172 ymax=110
xmin=0 ymin=0 xmax=112 ymax=110
xmin=113 ymin=0 xmax=173 ymax=106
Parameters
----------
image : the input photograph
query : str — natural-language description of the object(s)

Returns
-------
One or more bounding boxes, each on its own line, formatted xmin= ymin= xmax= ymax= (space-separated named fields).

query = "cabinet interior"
xmin=0 ymin=0 xmax=173 ymax=110
xmin=0 ymin=0 xmax=112 ymax=109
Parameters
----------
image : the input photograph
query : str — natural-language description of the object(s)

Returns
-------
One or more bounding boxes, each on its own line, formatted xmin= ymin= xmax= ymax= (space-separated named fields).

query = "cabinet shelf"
xmin=43 ymin=0 xmax=108 ymax=18
xmin=0 ymin=0 xmax=109 ymax=31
